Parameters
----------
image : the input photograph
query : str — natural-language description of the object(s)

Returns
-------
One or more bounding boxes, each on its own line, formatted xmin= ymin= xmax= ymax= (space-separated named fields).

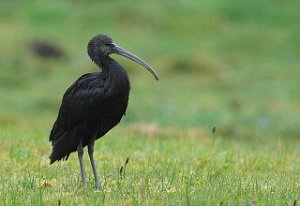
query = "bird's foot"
xmin=95 ymin=181 xmax=101 ymax=190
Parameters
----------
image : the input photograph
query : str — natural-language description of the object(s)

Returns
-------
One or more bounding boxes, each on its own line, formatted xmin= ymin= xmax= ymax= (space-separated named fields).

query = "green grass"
xmin=0 ymin=0 xmax=300 ymax=205
xmin=1 ymin=125 xmax=299 ymax=205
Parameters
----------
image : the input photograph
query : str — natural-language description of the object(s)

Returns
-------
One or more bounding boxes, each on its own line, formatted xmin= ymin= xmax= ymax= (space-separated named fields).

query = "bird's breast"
xmin=93 ymin=74 xmax=130 ymax=139
xmin=105 ymin=69 xmax=130 ymax=101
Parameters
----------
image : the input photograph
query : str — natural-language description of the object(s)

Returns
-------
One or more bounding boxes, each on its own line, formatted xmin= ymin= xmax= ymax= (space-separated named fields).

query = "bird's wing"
xmin=50 ymin=73 xmax=106 ymax=141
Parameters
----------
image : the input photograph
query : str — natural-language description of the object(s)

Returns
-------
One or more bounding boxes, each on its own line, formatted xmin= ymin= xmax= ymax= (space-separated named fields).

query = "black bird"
xmin=49 ymin=34 xmax=159 ymax=189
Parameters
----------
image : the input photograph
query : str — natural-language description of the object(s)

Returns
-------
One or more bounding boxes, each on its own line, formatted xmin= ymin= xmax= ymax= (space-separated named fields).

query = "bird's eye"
xmin=105 ymin=42 xmax=114 ymax=47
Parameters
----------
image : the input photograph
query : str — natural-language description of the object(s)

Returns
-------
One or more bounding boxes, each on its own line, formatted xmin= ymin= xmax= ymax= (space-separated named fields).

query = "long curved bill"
xmin=111 ymin=43 xmax=159 ymax=80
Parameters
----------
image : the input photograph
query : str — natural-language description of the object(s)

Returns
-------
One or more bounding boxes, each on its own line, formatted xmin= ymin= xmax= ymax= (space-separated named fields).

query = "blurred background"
xmin=1 ymin=0 xmax=299 ymax=139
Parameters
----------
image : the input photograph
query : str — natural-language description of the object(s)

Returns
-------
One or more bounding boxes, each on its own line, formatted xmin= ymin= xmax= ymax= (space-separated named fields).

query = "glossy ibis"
xmin=49 ymin=34 xmax=159 ymax=189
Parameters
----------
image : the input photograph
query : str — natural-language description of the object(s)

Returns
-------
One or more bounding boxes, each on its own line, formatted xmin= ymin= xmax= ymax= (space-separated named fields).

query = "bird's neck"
xmin=95 ymin=57 xmax=128 ymax=80
xmin=93 ymin=56 xmax=112 ymax=70
xmin=97 ymin=57 xmax=130 ymax=95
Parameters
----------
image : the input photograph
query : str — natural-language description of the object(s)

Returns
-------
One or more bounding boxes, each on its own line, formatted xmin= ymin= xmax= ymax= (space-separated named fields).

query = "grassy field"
xmin=0 ymin=0 xmax=300 ymax=205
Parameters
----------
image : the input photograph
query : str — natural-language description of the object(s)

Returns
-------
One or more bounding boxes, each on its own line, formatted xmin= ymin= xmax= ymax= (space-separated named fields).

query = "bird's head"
xmin=87 ymin=34 xmax=114 ymax=58
xmin=87 ymin=34 xmax=159 ymax=80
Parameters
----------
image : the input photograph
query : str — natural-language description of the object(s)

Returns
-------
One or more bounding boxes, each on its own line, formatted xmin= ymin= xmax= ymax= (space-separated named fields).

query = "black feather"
xmin=49 ymin=64 xmax=130 ymax=163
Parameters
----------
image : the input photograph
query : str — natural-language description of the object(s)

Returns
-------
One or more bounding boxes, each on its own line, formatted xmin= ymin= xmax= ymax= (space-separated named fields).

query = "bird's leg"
xmin=77 ymin=140 xmax=87 ymax=187
xmin=88 ymin=140 xmax=101 ymax=189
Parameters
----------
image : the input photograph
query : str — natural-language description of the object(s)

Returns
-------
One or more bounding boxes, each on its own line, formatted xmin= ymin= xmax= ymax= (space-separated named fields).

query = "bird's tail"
xmin=49 ymin=131 xmax=78 ymax=164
